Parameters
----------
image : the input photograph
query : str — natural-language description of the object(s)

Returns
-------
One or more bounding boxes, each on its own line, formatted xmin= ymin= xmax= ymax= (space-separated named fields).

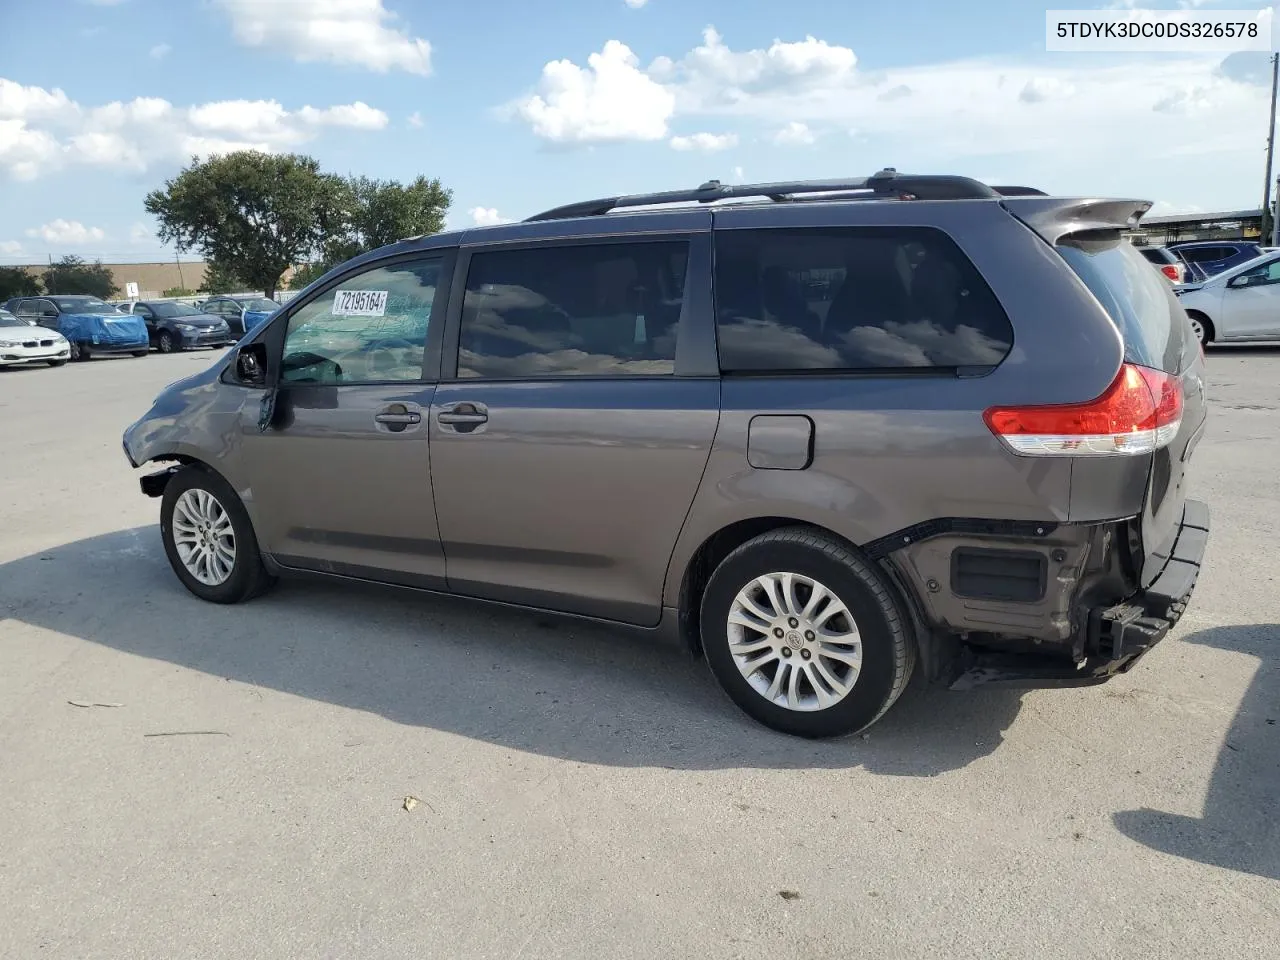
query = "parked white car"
xmin=1174 ymin=251 xmax=1280 ymax=346
xmin=0 ymin=309 xmax=71 ymax=367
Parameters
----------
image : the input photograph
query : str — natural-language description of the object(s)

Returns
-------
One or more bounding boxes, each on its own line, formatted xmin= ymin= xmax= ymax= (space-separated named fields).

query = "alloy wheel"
xmin=171 ymin=488 xmax=236 ymax=586
xmin=726 ymin=572 xmax=863 ymax=712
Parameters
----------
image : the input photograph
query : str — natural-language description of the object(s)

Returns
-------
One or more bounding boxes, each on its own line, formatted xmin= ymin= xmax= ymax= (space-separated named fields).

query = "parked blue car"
xmin=1166 ymin=240 xmax=1264 ymax=280
xmin=3 ymin=295 xmax=149 ymax=361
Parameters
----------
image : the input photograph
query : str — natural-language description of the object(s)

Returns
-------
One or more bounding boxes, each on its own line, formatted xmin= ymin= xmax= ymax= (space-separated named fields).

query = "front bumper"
xmin=0 ymin=343 xmax=71 ymax=365
xmin=950 ymin=499 xmax=1210 ymax=690
xmin=88 ymin=341 xmax=149 ymax=354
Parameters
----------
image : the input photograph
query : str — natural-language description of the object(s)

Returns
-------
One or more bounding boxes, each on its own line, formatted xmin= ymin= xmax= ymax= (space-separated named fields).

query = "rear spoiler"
xmin=1000 ymin=197 xmax=1153 ymax=245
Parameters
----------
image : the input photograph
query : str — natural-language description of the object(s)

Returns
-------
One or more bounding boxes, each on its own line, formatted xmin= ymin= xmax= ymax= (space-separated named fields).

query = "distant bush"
xmin=162 ymin=287 xmax=196 ymax=298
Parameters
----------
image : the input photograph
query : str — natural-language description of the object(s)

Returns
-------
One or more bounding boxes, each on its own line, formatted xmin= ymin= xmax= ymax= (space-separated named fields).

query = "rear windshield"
xmin=1055 ymin=234 xmax=1187 ymax=373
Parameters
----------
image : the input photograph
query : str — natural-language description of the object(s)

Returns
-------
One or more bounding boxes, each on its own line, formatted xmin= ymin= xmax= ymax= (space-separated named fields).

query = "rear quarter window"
xmin=713 ymin=226 xmax=1014 ymax=373
xmin=1056 ymin=234 xmax=1189 ymax=374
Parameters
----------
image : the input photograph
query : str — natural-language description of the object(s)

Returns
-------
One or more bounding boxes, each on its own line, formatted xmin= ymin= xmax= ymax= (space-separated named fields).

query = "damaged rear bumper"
xmin=949 ymin=499 xmax=1209 ymax=690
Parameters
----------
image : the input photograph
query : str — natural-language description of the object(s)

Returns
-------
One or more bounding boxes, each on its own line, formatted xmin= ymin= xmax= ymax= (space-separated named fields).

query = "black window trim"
xmin=710 ymin=223 xmax=1014 ymax=379
xmin=234 ymin=247 xmax=457 ymax=390
xmin=439 ymin=232 xmax=716 ymax=382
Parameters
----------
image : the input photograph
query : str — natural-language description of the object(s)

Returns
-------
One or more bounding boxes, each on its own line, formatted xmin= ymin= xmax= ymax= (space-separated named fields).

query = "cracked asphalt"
xmin=1 ymin=347 xmax=1276 ymax=959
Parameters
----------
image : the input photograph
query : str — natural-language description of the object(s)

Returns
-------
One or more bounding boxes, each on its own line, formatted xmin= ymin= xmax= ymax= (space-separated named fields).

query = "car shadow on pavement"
xmin=1112 ymin=623 xmax=1279 ymax=882
xmin=2 ymin=527 xmax=1027 ymax=776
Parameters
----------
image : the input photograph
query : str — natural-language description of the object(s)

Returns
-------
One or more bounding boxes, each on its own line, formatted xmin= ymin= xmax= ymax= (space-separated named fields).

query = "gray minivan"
xmin=122 ymin=171 xmax=1210 ymax=738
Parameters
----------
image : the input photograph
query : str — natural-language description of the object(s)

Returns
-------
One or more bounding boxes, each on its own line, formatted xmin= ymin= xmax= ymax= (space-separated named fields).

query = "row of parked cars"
xmin=1137 ymin=239 xmax=1280 ymax=345
xmin=0 ymin=294 xmax=279 ymax=368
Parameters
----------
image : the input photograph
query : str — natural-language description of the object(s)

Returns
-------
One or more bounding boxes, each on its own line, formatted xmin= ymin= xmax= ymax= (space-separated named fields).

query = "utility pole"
xmin=175 ymin=248 xmax=185 ymax=291
xmin=1264 ymin=53 xmax=1279 ymax=237
xmin=47 ymin=253 xmax=54 ymax=294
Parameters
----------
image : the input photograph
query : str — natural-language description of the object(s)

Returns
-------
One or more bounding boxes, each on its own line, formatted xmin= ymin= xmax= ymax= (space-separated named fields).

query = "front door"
xmin=1223 ymin=257 xmax=1280 ymax=339
xmin=239 ymin=251 xmax=453 ymax=588
xmin=428 ymin=236 xmax=719 ymax=625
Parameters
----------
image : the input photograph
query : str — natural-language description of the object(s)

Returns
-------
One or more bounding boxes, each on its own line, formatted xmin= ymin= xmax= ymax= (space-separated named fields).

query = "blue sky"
xmin=0 ymin=0 xmax=1277 ymax=265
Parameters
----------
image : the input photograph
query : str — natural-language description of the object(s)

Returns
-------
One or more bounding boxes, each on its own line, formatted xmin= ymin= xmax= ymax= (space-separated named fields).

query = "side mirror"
xmin=1227 ymin=275 xmax=1253 ymax=288
xmin=235 ymin=342 xmax=268 ymax=387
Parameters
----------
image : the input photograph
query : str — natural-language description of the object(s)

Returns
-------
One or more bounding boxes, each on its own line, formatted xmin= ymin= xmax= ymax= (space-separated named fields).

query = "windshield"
xmin=241 ymin=298 xmax=278 ymax=313
xmin=0 ymin=310 xmax=30 ymax=327
xmin=151 ymin=302 xmax=202 ymax=318
xmin=1056 ymin=234 xmax=1188 ymax=374
xmin=53 ymin=297 xmax=116 ymax=314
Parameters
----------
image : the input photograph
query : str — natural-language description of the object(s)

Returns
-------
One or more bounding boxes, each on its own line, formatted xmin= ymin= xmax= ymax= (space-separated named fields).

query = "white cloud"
xmin=669 ymin=131 xmax=737 ymax=151
xmin=408 ymin=111 xmax=424 ymax=128
xmin=514 ymin=40 xmax=675 ymax=143
xmin=469 ymin=207 xmax=510 ymax=226
xmin=129 ymin=223 xmax=153 ymax=243
xmin=507 ymin=27 xmax=1277 ymax=207
xmin=297 ymin=102 xmax=388 ymax=128
xmin=773 ymin=121 xmax=815 ymax=145
xmin=0 ymin=80 xmax=391 ymax=179
xmin=0 ymin=240 xmax=23 ymax=255
xmin=149 ymin=43 xmax=171 ymax=59
xmin=1019 ymin=78 xmax=1075 ymax=103
xmin=624 ymin=0 xmax=649 ymax=7
xmin=26 ymin=220 xmax=106 ymax=244
xmin=214 ymin=0 xmax=431 ymax=75
xmin=731 ymin=165 xmax=745 ymax=182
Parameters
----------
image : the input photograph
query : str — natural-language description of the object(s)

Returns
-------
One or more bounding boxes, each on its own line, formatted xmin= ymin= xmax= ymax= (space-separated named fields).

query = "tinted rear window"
xmin=1056 ymin=235 xmax=1187 ymax=373
xmin=713 ymin=227 xmax=1013 ymax=373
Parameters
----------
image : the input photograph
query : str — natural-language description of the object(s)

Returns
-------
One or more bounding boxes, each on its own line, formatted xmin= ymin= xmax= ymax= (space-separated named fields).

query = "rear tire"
xmin=700 ymin=527 xmax=915 ymax=738
xmin=160 ymin=465 xmax=276 ymax=604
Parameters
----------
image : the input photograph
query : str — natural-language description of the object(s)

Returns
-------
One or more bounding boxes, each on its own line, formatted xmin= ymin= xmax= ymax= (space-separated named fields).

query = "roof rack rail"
xmin=523 ymin=168 xmax=1005 ymax=222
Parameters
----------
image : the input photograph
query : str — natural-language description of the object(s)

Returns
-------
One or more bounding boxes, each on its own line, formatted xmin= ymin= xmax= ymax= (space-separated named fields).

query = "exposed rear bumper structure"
xmin=948 ymin=499 xmax=1209 ymax=690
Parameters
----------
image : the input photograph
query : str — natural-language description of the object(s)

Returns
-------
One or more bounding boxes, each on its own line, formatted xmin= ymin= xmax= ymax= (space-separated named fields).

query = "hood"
xmin=59 ymin=312 xmax=149 ymax=342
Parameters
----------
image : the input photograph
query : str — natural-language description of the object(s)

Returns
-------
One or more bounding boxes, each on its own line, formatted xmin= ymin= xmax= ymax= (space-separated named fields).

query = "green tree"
xmin=0 ymin=266 xmax=41 ymax=301
xmin=322 ymin=175 xmax=452 ymax=267
xmin=145 ymin=151 xmax=347 ymax=300
xmin=287 ymin=262 xmax=328 ymax=290
xmin=42 ymin=256 xmax=118 ymax=298
xmin=197 ymin=260 xmax=249 ymax=295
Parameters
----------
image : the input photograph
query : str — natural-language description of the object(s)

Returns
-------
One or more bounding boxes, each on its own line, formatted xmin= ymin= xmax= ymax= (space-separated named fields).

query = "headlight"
xmin=175 ymin=322 xmax=196 ymax=331
xmin=0 ymin=339 xmax=19 ymax=348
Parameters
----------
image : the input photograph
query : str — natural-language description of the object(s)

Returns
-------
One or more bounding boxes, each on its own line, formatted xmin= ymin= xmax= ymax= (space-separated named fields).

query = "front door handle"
xmin=374 ymin=404 xmax=422 ymax=433
xmin=374 ymin=411 xmax=422 ymax=425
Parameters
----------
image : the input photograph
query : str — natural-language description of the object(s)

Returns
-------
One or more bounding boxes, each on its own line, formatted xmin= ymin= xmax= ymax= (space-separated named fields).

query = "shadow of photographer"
xmin=1112 ymin=623 xmax=1279 ymax=881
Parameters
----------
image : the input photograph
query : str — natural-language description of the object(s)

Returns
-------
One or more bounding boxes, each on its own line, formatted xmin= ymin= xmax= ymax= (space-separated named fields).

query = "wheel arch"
xmin=1183 ymin=308 xmax=1215 ymax=343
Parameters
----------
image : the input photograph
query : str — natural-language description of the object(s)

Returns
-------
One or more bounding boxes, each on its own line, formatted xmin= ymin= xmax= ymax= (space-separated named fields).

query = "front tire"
xmin=1187 ymin=311 xmax=1213 ymax=347
xmin=160 ymin=466 xmax=276 ymax=603
xmin=700 ymin=527 xmax=915 ymax=738
xmin=157 ymin=330 xmax=176 ymax=353
xmin=70 ymin=341 xmax=88 ymax=362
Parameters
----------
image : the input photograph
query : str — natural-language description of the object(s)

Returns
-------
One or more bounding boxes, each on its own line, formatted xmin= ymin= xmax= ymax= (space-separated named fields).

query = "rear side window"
xmin=713 ymin=227 xmax=1013 ymax=372
xmin=1056 ymin=235 xmax=1187 ymax=373
xmin=458 ymin=241 xmax=687 ymax=379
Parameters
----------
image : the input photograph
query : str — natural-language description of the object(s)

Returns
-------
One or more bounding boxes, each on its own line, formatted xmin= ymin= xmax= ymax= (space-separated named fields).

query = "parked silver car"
xmin=1174 ymin=250 xmax=1280 ymax=345
xmin=122 ymin=171 xmax=1210 ymax=738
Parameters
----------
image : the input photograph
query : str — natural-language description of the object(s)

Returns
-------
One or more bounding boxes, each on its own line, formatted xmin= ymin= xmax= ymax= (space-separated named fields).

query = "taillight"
xmin=1160 ymin=264 xmax=1181 ymax=282
xmin=983 ymin=363 xmax=1184 ymax=457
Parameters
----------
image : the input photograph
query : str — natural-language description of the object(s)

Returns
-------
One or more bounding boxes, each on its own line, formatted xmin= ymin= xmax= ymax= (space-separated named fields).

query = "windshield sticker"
xmin=332 ymin=290 xmax=388 ymax=317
